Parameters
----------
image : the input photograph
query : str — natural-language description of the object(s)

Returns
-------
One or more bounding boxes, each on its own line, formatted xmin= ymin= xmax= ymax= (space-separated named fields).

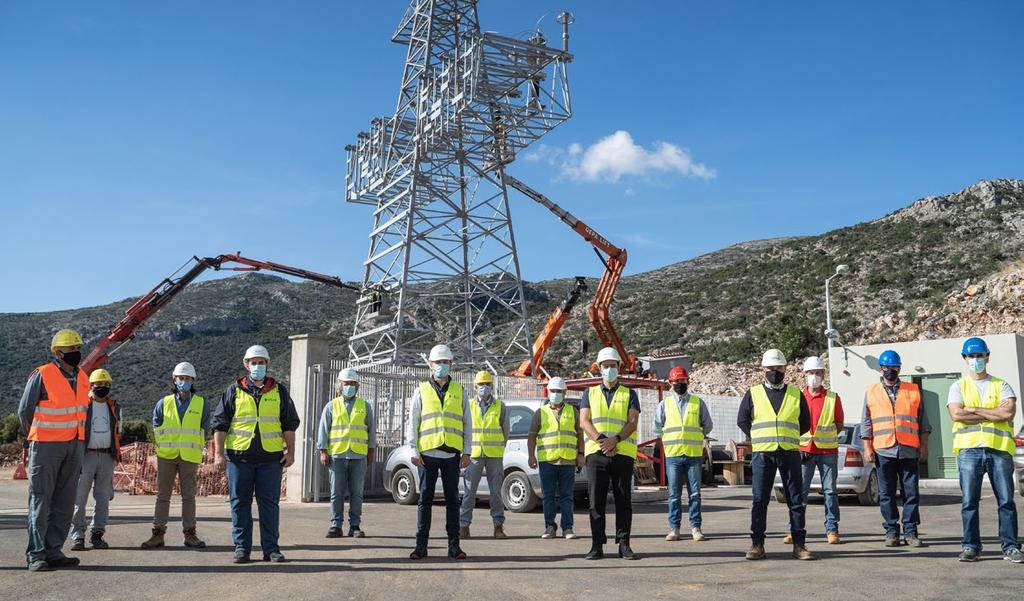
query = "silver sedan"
xmin=773 ymin=425 xmax=879 ymax=506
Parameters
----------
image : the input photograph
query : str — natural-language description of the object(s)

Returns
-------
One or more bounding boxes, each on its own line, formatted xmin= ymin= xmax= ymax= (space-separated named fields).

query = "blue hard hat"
xmin=878 ymin=350 xmax=902 ymax=367
xmin=961 ymin=337 xmax=990 ymax=356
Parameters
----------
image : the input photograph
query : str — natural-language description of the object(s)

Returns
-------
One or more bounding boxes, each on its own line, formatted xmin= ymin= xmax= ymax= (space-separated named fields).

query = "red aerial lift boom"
xmin=503 ymin=174 xmax=639 ymax=374
xmin=512 ymin=276 xmax=587 ymax=377
xmin=81 ymin=253 xmax=358 ymax=373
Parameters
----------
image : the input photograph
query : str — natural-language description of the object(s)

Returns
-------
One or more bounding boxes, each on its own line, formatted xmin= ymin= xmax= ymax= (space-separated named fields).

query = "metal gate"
xmin=301 ymin=360 xmax=544 ymax=501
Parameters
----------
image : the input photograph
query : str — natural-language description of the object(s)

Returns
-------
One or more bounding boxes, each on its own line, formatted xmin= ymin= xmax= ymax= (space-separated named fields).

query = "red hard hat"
xmin=668 ymin=366 xmax=689 ymax=382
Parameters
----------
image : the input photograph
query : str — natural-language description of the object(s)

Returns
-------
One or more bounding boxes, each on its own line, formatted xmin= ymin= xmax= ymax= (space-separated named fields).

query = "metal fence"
xmin=301 ymin=361 xmax=545 ymax=501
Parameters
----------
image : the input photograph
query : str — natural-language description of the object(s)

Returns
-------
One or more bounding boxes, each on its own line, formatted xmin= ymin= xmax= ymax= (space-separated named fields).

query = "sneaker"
xmin=906 ymin=535 xmax=924 ymax=548
xmin=541 ymin=526 xmax=557 ymax=539
xmin=564 ymin=529 xmax=578 ymax=540
xmin=233 ymin=551 xmax=251 ymax=564
xmin=458 ymin=526 xmax=471 ymax=539
xmin=745 ymin=544 xmax=766 ymax=560
xmin=263 ymin=552 xmax=286 ymax=563
xmin=691 ymin=527 xmax=707 ymax=542
xmin=665 ymin=528 xmax=681 ymax=542
xmin=28 ymin=560 xmax=51 ymax=572
xmin=326 ymin=527 xmax=342 ymax=539
xmin=792 ymin=545 xmax=814 ymax=560
xmin=349 ymin=527 xmax=366 ymax=538
xmin=884 ymin=536 xmax=901 ymax=547
xmin=1003 ymin=548 xmax=1024 ymax=563
xmin=958 ymin=548 xmax=979 ymax=562
xmin=70 ymin=539 xmax=86 ymax=552
xmin=782 ymin=533 xmax=793 ymax=544
xmin=827 ymin=532 xmax=841 ymax=545
xmin=493 ymin=525 xmax=507 ymax=539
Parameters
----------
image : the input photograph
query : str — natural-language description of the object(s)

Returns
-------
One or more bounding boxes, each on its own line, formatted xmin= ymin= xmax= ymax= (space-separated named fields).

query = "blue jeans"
xmin=751 ymin=450 xmax=805 ymax=545
xmin=876 ymin=454 xmax=920 ymax=538
xmin=801 ymin=453 xmax=840 ymax=534
xmin=666 ymin=456 xmax=702 ymax=529
xmin=415 ymin=454 xmax=461 ymax=551
xmin=329 ymin=457 xmax=367 ymax=529
xmin=957 ymin=447 xmax=1020 ymax=554
xmin=227 ymin=460 xmax=282 ymax=555
xmin=539 ymin=462 xmax=575 ymax=530
xmin=26 ymin=440 xmax=83 ymax=564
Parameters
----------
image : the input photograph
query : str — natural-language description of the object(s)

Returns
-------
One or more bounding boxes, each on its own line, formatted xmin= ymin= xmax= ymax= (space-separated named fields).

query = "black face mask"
xmin=882 ymin=368 xmax=900 ymax=382
xmin=92 ymin=387 xmax=110 ymax=398
xmin=672 ymin=383 xmax=688 ymax=396
xmin=59 ymin=350 xmax=82 ymax=367
xmin=765 ymin=370 xmax=784 ymax=385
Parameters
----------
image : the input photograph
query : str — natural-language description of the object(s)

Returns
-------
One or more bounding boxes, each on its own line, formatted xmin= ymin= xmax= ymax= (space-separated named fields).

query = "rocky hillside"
xmin=2 ymin=178 xmax=1022 ymax=416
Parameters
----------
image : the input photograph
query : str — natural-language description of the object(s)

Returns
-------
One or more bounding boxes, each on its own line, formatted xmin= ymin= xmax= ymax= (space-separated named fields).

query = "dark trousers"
xmin=586 ymin=453 xmax=634 ymax=545
xmin=415 ymin=454 xmax=461 ymax=551
xmin=227 ymin=460 xmax=282 ymax=555
xmin=876 ymin=454 xmax=920 ymax=537
xmin=751 ymin=450 xmax=805 ymax=545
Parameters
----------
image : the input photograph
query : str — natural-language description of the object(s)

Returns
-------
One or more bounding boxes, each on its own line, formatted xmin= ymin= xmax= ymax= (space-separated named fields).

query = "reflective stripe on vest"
xmin=155 ymin=394 xmax=205 ymax=463
xmin=225 ymin=386 xmax=283 ymax=452
xmin=470 ymin=397 xmax=505 ymax=458
xmin=800 ymin=391 xmax=838 ymax=450
xmin=750 ymin=385 xmax=801 ymax=452
xmin=662 ymin=393 xmax=703 ymax=458
xmin=537 ymin=403 xmax=577 ymax=463
xmin=584 ymin=385 xmax=637 ymax=459
xmin=417 ymin=381 xmax=464 ymax=453
xmin=328 ymin=396 xmax=369 ymax=456
xmin=865 ymin=382 xmax=921 ymax=449
xmin=29 ymin=363 xmax=89 ymax=442
xmin=953 ymin=377 xmax=1015 ymax=455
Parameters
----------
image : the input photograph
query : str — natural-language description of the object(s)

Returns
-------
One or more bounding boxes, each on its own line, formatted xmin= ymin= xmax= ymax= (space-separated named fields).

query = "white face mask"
xmin=806 ymin=374 xmax=823 ymax=389
xmin=478 ymin=385 xmax=491 ymax=398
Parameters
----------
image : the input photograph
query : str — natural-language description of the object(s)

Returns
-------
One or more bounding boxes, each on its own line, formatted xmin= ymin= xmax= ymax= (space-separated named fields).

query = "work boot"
xmin=28 ymin=560 xmax=51 ymax=572
xmin=564 ymin=529 xmax=578 ymax=540
xmin=70 ymin=539 xmax=86 ymax=551
xmin=183 ymin=528 xmax=206 ymax=548
xmin=665 ymin=528 xmax=681 ymax=542
xmin=459 ymin=526 xmax=471 ymax=539
xmin=584 ymin=545 xmax=604 ymax=560
xmin=745 ymin=544 xmax=766 ymax=560
xmin=792 ymin=544 xmax=813 ymax=560
xmin=493 ymin=525 xmax=508 ymax=539
xmin=141 ymin=527 xmax=166 ymax=549
xmin=618 ymin=542 xmax=640 ymax=560
xmin=448 ymin=547 xmax=467 ymax=560
xmin=884 ymin=536 xmax=901 ymax=547
xmin=782 ymin=533 xmax=793 ymax=544
xmin=905 ymin=535 xmax=924 ymax=548
xmin=691 ymin=527 xmax=707 ymax=542
xmin=541 ymin=525 xmax=557 ymax=539
xmin=48 ymin=557 xmax=80 ymax=568
xmin=827 ymin=532 xmax=841 ymax=545
xmin=90 ymin=530 xmax=109 ymax=550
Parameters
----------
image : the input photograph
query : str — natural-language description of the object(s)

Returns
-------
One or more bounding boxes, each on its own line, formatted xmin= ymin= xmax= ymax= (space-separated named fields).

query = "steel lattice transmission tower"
xmin=345 ymin=1 xmax=575 ymax=369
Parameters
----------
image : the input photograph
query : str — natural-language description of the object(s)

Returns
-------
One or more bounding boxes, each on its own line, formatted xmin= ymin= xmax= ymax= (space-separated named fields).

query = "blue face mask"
xmin=342 ymin=385 xmax=357 ymax=398
xmin=433 ymin=363 xmax=451 ymax=379
xmin=967 ymin=357 xmax=986 ymax=374
xmin=478 ymin=385 xmax=491 ymax=398
xmin=249 ymin=363 xmax=267 ymax=380
xmin=175 ymin=380 xmax=192 ymax=393
xmin=548 ymin=392 xmax=564 ymax=405
xmin=601 ymin=366 xmax=618 ymax=383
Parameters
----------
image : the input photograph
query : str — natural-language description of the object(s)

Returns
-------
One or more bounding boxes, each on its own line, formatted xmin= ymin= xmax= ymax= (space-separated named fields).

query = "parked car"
xmin=383 ymin=398 xmax=589 ymax=512
xmin=1015 ymin=426 xmax=1024 ymax=497
xmin=773 ymin=425 xmax=878 ymax=506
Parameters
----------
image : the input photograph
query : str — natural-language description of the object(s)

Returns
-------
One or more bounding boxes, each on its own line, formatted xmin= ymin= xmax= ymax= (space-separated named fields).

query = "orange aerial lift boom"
xmin=81 ymin=253 xmax=358 ymax=374
xmin=513 ymin=276 xmax=587 ymax=377
xmin=503 ymin=174 xmax=638 ymax=374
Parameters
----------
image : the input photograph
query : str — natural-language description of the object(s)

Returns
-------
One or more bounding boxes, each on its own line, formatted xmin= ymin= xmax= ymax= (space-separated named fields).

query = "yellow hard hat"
xmin=51 ymin=329 xmax=83 ymax=350
xmin=474 ymin=370 xmax=494 ymax=385
xmin=89 ymin=369 xmax=113 ymax=384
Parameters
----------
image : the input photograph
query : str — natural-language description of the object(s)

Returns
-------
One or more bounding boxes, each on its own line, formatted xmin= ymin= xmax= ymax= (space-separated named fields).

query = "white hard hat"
xmin=338 ymin=367 xmax=360 ymax=382
xmin=547 ymin=376 xmax=567 ymax=391
xmin=802 ymin=356 xmax=825 ymax=372
xmin=761 ymin=348 xmax=787 ymax=367
xmin=172 ymin=362 xmax=197 ymax=379
xmin=596 ymin=347 xmax=621 ymax=364
xmin=428 ymin=344 xmax=454 ymax=362
xmin=244 ymin=345 xmax=270 ymax=362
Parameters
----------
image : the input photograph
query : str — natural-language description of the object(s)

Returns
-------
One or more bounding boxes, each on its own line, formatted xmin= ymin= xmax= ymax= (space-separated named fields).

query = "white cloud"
xmin=544 ymin=130 xmax=715 ymax=183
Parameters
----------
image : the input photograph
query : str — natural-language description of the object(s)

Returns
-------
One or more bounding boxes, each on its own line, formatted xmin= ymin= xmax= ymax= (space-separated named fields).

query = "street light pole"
xmin=824 ymin=264 xmax=849 ymax=386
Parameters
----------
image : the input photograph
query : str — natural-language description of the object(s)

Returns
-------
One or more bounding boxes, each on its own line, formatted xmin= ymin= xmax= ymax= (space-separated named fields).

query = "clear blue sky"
xmin=2 ymin=1 xmax=1021 ymax=313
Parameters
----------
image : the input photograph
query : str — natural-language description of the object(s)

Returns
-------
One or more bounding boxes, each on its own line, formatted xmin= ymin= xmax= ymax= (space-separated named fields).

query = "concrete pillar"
xmin=286 ymin=333 xmax=330 ymax=502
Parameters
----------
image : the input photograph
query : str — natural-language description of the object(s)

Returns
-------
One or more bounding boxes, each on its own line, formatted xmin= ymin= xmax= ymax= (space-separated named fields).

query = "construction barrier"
xmin=113 ymin=442 xmax=285 ymax=498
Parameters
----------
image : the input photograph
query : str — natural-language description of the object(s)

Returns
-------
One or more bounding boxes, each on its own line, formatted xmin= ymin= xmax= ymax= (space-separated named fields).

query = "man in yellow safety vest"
xmin=458 ymin=370 xmax=510 ymax=539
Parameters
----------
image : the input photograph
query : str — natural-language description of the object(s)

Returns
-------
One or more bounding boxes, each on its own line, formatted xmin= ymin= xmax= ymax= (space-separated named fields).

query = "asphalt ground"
xmin=0 ymin=477 xmax=1020 ymax=601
